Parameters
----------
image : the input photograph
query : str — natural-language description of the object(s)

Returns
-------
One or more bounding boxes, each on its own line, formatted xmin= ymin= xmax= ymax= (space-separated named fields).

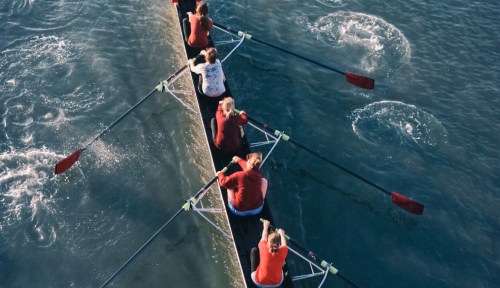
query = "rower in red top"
xmin=251 ymin=219 xmax=288 ymax=288
xmin=217 ymin=153 xmax=268 ymax=216
xmin=211 ymin=97 xmax=248 ymax=155
xmin=182 ymin=1 xmax=213 ymax=49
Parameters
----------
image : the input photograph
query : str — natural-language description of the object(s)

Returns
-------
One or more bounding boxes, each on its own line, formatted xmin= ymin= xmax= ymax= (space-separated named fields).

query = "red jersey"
xmin=187 ymin=13 xmax=213 ymax=49
xmin=218 ymin=158 xmax=263 ymax=211
xmin=214 ymin=104 xmax=248 ymax=153
xmin=255 ymin=240 xmax=288 ymax=285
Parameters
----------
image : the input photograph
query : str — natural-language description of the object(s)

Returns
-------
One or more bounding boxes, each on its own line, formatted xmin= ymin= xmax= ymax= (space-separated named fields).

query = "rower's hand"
xmin=232 ymin=156 xmax=240 ymax=163
xmin=239 ymin=110 xmax=245 ymax=115
xmin=278 ymin=228 xmax=285 ymax=236
xmin=216 ymin=171 xmax=222 ymax=175
xmin=200 ymin=49 xmax=207 ymax=56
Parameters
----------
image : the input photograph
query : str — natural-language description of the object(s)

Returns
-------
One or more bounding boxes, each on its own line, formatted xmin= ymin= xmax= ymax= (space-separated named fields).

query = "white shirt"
xmin=191 ymin=59 xmax=225 ymax=97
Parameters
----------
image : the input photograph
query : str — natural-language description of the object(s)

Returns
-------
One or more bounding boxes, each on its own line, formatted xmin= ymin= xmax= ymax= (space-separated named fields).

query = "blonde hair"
xmin=246 ymin=152 xmax=262 ymax=170
xmin=221 ymin=97 xmax=234 ymax=119
xmin=267 ymin=232 xmax=281 ymax=254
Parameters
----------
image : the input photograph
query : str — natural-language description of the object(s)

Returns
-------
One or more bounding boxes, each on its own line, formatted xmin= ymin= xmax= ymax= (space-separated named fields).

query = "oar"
xmin=237 ymin=109 xmax=424 ymax=215
xmin=54 ymin=54 xmax=202 ymax=175
xmin=213 ymin=22 xmax=374 ymax=90
xmin=261 ymin=218 xmax=361 ymax=288
xmin=99 ymin=160 xmax=235 ymax=288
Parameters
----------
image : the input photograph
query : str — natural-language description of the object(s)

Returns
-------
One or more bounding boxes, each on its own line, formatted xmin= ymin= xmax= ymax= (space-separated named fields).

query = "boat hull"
xmin=173 ymin=1 xmax=293 ymax=287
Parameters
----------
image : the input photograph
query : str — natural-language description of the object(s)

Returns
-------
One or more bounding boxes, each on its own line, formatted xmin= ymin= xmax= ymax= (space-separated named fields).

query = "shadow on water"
xmin=162 ymin=224 xmax=199 ymax=253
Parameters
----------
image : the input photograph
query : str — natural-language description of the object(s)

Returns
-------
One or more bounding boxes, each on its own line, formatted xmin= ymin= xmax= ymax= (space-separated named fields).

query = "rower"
xmin=182 ymin=1 xmax=213 ymax=49
xmin=251 ymin=219 xmax=288 ymax=288
xmin=188 ymin=47 xmax=226 ymax=98
xmin=211 ymin=97 xmax=248 ymax=156
xmin=217 ymin=153 xmax=268 ymax=216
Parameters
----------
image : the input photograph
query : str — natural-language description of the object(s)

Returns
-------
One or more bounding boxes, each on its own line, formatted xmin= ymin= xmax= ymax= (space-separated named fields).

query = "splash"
xmin=300 ymin=12 xmax=411 ymax=75
xmin=350 ymin=101 xmax=447 ymax=148
xmin=88 ymin=140 xmax=129 ymax=173
xmin=0 ymin=148 xmax=87 ymax=248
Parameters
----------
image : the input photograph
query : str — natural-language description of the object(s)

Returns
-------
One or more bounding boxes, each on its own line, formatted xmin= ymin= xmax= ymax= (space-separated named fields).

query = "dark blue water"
xmin=1 ymin=0 xmax=499 ymax=287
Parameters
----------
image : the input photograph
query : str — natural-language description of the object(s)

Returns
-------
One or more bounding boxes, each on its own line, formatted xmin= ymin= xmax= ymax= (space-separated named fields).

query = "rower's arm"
xmin=278 ymin=229 xmax=287 ymax=247
xmin=261 ymin=220 xmax=270 ymax=241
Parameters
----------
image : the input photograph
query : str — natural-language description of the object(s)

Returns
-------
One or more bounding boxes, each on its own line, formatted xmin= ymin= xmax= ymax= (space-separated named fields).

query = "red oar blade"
xmin=391 ymin=192 xmax=424 ymax=215
xmin=55 ymin=150 xmax=82 ymax=174
xmin=345 ymin=72 xmax=375 ymax=89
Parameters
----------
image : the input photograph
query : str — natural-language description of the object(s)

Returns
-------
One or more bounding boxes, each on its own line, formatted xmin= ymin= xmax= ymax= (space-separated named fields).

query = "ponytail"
xmin=196 ymin=2 xmax=211 ymax=31
xmin=200 ymin=16 xmax=211 ymax=31
xmin=267 ymin=232 xmax=281 ymax=255
xmin=221 ymin=97 xmax=235 ymax=119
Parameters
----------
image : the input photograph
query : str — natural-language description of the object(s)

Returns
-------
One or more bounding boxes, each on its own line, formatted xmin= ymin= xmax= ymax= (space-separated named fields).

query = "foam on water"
xmin=300 ymin=12 xmax=411 ymax=75
xmin=0 ymin=149 xmax=87 ymax=248
xmin=350 ymin=100 xmax=447 ymax=149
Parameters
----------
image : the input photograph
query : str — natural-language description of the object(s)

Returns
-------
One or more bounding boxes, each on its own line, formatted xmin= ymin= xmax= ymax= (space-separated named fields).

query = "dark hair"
xmin=196 ymin=2 xmax=211 ymax=31
xmin=268 ymin=232 xmax=281 ymax=254
xmin=205 ymin=47 xmax=217 ymax=64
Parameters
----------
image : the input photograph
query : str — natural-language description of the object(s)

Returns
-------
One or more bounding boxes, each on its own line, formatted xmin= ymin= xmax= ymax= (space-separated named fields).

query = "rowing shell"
xmin=173 ymin=0 xmax=294 ymax=287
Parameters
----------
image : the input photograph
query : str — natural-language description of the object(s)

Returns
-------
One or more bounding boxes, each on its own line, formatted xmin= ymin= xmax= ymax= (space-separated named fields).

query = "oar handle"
xmin=199 ymin=159 xmax=235 ymax=194
xmin=158 ymin=53 xmax=204 ymax=91
xmin=184 ymin=159 xmax=236 ymax=211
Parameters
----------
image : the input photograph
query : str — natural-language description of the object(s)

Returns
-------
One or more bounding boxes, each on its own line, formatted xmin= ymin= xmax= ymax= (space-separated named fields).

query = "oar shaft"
xmin=55 ymin=56 xmax=203 ymax=175
xmin=100 ymin=160 xmax=234 ymax=287
xmin=88 ymin=58 xmax=197 ymax=148
xmin=213 ymin=22 xmax=346 ymax=76
xmin=87 ymin=87 xmax=157 ymax=148
xmin=287 ymin=138 xmax=391 ymax=196
xmin=337 ymin=272 xmax=361 ymax=288
xmin=251 ymin=37 xmax=346 ymax=75
xmin=238 ymin=111 xmax=391 ymax=196
xmin=192 ymin=159 xmax=235 ymax=199
xmin=236 ymin=109 xmax=424 ymax=214
xmin=100 ymin=207 xmax=185 ymax=288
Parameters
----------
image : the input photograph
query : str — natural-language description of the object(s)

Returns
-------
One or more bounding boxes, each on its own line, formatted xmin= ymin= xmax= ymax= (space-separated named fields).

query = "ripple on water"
xmin=350 ymin=100 xmax=447 ymax=150
xmin=315 ymin=0 xmax=351 ymax=8
xmin=298 ymin=12 xmax=411 ymax=76
xmin=2 ymin=35 xmax=72 ymax=75
xmin=0 ymin=149 xmax=88 ymax=248
xmin=6 ymin=0 xmax=86 ymax=31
